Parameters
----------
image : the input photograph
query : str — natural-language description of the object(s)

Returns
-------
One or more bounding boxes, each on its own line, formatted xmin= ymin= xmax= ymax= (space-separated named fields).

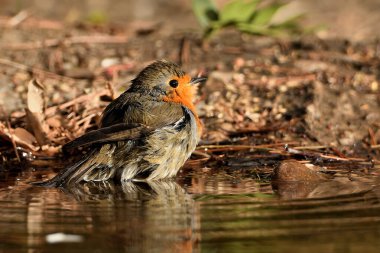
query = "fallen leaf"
xmin=0 ymin=123 xmax=39 ymax=151
xmin=14 ymin=127 xmax=37 ymax=147
xmin=26 ymin=79 xmax=49 ymax=146
xmin=27 ymin=79 xmax=45 ymax=113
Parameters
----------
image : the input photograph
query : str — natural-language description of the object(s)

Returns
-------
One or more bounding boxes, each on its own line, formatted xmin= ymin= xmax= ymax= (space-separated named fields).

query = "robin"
xmin=36 ymin=60 xmax=206 ymax=187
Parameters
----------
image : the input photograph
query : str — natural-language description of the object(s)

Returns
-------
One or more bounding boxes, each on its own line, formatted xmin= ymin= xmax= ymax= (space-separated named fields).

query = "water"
xmin=1 ymin=166 xmax=380 ymax=253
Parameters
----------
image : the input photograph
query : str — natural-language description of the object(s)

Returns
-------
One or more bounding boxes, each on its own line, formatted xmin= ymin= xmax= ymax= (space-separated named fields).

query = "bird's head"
xmin=131 ymin=60 xmax=206 ymax=115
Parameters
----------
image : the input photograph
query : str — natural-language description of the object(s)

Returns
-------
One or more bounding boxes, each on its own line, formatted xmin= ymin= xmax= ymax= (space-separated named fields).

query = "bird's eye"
xmin=169 ymin=79 xmax=179 ymax=88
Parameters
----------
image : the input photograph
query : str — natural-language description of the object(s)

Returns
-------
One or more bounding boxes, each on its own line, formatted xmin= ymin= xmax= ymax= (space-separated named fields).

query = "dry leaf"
xmin=26 ymin=79 xmax=49 ymax=146
xmin=0 ymin=124 xmax=39 ymax=151
xmin=27 ymin=79 xmax=45 ymax=113
xmin=25 ymin=108 xmax=48 ymax=146
xmin=14 ymin=127 xmax=37 ymax=147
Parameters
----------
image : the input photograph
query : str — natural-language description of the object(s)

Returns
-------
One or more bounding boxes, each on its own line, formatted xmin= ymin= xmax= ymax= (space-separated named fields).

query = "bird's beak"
xmin=190 ymin=77 xmax=207 ymax=85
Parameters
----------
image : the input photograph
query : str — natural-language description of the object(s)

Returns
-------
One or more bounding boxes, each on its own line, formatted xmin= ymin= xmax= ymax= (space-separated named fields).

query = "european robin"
xmin=37 ymin=60 xmax=206 ymax=187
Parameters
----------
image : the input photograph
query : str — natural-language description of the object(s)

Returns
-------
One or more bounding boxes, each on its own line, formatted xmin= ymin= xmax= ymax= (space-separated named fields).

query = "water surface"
xmin=1 ymin=166 xmax=380 ymax=253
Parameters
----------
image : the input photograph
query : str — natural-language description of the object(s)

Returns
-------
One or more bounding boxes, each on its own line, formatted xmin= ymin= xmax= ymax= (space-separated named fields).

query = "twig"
xmin=3 ymin=35 xmax=129 ymax=50
xmin=286 ymin=147 xmax=370 ymax=163
xmin=368 ymin=127 xmax=377 ymax=146
xmin=0 ymin=58 xmax=75 ymax=82
xmin=6 ymin=10 xmax=31 ymax=27
xmin=179 ymin=36 xmax=190 ymax=66
xmin=5 ymin=119 xmax=20 ymax=162
xmin=45 ymin=90 xmax=108 ymax=116
xmin=76 ymin=113 xmax=97 ymax=128
xmin=330 ymin=147 xmax=347 ymax=158
xmin=197 ymin=143 xmax=294 ymax=152
xmin=185 ymin=150 xmax=211 ymax=167
xmin=106 ymin=82 xmax=115 ymax=100
xmin=81 ymin=114 xmax=95 ymax=132
xmin=192 ymin=150 xmax=211 ymax=159
xmin=292 ymin=145 xmax=327 ymax=150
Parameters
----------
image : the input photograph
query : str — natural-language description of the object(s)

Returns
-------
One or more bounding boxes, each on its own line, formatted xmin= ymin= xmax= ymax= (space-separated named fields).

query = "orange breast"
xmin=162 ymin=75 xmax=202 ymax=136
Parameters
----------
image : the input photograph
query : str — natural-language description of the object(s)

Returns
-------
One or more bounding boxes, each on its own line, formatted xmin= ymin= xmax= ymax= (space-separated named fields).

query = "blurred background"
xmin=1 ymin=0 xmax=380 ymax=41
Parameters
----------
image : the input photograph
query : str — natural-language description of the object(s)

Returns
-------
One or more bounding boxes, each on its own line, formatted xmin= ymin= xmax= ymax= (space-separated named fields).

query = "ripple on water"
xmin=1 ymin=167 xmax=380 ymax=253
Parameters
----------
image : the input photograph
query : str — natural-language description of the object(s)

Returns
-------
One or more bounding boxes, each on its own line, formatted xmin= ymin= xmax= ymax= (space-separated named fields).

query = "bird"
xmin=35 ymin=60 xmax=206 ymax=187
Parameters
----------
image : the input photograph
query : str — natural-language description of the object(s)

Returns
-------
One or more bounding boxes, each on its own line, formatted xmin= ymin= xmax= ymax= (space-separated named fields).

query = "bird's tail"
xmin=32 ymin=149 xmax=98 ymax=188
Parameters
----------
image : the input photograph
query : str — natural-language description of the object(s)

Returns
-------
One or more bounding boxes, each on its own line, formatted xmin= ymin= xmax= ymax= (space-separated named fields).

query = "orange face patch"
xmin=163 ymin=74 xmax=194 ymax=109
xmin=162 ymin=74 xmax=202 ymax=134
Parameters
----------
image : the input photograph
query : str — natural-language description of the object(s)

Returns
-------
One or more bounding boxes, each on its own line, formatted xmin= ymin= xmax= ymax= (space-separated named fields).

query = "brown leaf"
xmin=0 ymin=124 xmax=39 ymax=151
xmin=27 ymin=79 xmax=45 ymax=113
xmin=26 ymin=79 xmax=49 ymax=146
xmin=25 ymin=109 xmax=49 ymax=146
xmin=13 ymin=128 xmax=39 ymax=151
xmin=14 ymin=127 xmax=37 ymax=147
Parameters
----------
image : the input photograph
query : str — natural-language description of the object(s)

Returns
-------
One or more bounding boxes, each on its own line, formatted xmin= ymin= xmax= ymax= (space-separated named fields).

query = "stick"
xmin=106 ymin=82 xmax=115 ymax=100
xmin=5 ymin=120 xmax=20 ymax=162
xmin=7 ymin=10 xmax=31 ymax=27
xmin=179 ymin=36 xmax=190 ymax=66
xmin=0 ymin=58 xmax=75 ymax=82
xmin=44 ymin=90 xmax=108 ymax=116
xmin=3 ymin=35 xmax=129 ymax=50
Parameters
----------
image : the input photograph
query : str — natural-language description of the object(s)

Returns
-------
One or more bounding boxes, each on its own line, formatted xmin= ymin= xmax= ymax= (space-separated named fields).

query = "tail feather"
xmin=32 ymin=150 xmax=98 ymax=187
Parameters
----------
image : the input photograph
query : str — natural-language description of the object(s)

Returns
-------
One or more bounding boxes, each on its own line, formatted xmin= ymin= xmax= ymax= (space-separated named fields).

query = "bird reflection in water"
xmin=65 ymin=180 xmax=200 ymax=253
xmin=0 ymin=179 xmax=200 ymax=253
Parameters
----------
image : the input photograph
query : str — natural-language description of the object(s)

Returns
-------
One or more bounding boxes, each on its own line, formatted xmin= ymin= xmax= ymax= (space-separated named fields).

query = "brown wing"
xmin=100 ymin=91 xmax=185 ymax=128
xmin=62 ymin=123 xmax=151 ymax=152
xmin=64 ymin=91 xmax=185 ymax=152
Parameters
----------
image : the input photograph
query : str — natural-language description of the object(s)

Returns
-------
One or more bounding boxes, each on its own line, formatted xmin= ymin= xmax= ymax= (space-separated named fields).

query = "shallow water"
xmin=1 ymin=166 xmax=380 ymax=253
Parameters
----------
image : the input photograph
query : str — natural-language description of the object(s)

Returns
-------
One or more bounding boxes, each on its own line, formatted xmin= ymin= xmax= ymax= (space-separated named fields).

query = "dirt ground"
xmin=0 ymin=1 xmax=379 ymax=180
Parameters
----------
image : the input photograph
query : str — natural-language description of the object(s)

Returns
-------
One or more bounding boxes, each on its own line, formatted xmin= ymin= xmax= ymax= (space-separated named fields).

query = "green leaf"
xmin=250 ymin=2 xmax=285 ymax=26
xmin=86 ymin=10 xmax=108 ymax=25
xmin=192 ymin=0 xmax=219 ymax=28
xmin=237 ymin=23 xmax=270 ymax=35
xmin=219 ymin=0 xmax=260 ymax=24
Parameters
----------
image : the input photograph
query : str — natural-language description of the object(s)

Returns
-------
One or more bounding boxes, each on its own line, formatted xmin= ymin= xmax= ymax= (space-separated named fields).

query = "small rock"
xmin=101 ymin=57 xmax=120 ymax=68
xmin=272 ymin=160 xmax=327 ymax=181
xmin=233 ymin=57 xmax=245 ymax=71
xmin=370 ymin=81 xmax=378 ymax=91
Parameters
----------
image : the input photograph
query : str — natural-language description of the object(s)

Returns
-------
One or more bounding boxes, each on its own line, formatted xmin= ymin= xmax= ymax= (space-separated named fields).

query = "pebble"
xmin=272 ymin=160 xmax=327 ymax=181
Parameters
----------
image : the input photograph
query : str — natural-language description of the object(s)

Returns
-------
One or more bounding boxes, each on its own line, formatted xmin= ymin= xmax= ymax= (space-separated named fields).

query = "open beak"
xmin=190 ymin=77 xmax=207 ymax=85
